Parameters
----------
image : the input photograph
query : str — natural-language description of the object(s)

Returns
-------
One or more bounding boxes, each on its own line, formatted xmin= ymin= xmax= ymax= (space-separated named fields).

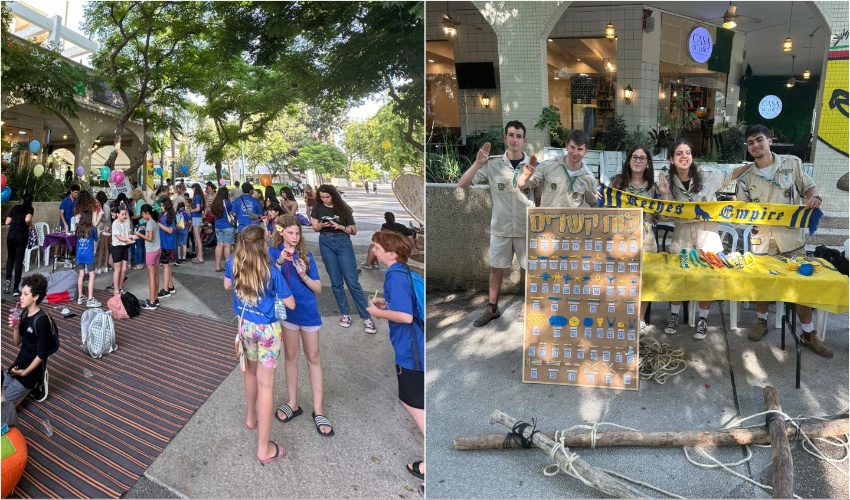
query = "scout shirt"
xmin=667 ymin=167 xmax=733 ymax=222
xmin=526 ymin=157 xmax=598 ymax=208
xmin=471 ymin=152 xmax=535 ymax=238
xmin=735 ymin=153 xmax=815 ymax=253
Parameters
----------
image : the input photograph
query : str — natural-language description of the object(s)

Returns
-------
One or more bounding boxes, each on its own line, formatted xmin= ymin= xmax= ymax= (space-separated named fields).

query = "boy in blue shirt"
xmin=366 ymin=230 xmax=424 ymax=487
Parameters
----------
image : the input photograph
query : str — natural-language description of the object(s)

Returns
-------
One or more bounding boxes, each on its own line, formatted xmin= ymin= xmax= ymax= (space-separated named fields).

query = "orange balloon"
xmin=260 ymin=174 xmax=272 ymax=187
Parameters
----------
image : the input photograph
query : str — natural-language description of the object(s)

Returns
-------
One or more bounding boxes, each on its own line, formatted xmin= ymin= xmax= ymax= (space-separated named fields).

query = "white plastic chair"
xmin=23 ymin=222 xmax=48 ymax=272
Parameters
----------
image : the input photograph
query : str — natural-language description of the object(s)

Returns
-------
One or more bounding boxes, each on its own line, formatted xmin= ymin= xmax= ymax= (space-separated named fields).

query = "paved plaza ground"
xmin=425 ymin=292 xmax=848 ymax=498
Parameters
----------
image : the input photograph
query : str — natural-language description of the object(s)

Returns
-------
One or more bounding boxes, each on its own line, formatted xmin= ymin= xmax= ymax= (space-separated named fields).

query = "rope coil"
xmin=638 ymin=337 xmax=687 ymax=383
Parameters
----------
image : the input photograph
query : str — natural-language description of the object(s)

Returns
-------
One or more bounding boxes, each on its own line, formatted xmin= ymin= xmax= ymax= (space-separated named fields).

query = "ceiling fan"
xmin=441 ymin=1 xmax=482 ymax=35
xmin=775 ymin=55 xmax=808 ymax=87
xmin=708 ymin=2 xmax=761 ymax=29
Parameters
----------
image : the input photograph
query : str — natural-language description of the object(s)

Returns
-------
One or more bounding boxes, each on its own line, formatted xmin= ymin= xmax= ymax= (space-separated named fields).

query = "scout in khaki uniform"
xmin=736 ymin=124 xmax=831 ymax=358
xmin=516 ymin=130 xmax=598 ymax=209
xmin=458 ymin=121 xmax=535 ymax=327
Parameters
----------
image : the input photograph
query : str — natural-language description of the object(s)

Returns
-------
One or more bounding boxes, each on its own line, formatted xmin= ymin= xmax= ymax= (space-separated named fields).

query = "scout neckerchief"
xmin=560 ymin=157 xmax=584 ymax=193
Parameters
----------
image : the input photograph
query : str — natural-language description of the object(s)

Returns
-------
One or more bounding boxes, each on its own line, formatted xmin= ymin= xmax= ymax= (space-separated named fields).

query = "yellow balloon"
xmin=33 ymin=164 xmax=45 ymax=177
xmin=381 ymin=140 xmax=391 ymax=151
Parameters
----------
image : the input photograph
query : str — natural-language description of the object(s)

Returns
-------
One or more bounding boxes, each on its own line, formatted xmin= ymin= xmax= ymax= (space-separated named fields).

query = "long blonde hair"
xmin=271 ymin=214 xmax=309 ymax=269
xmin=232 ymin=225 xmax=270 ymax=307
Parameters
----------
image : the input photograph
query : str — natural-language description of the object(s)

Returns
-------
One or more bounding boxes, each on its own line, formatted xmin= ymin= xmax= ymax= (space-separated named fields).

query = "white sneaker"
xmin=339 ymin=315 xmax=352 ymax=328
xmin=95 ymin=268 xmax=102 ymax=275
xmin=86 ymin=298 xmax=102 ymax=308
xmin=77 ymin=296 xmax=86 ymax=304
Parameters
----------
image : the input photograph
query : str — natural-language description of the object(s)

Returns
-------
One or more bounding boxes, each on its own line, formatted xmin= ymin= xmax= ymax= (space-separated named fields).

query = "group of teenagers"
xmin=220 ymin=182 xmax=425 ymax=484
xmin=3 ymin=180 xmax=425 ymax=484
xmin=458 ymin=120 xmax=833 ymax=359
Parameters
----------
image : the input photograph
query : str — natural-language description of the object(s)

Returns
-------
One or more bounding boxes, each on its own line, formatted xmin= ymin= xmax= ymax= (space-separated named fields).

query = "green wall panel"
xmin=743 ymin=75 xmax=819 ymax=143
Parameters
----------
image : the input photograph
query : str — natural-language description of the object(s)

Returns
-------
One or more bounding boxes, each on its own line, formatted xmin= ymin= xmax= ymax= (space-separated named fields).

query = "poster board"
xmin=523 ymin=207 xmax=642 ymax=390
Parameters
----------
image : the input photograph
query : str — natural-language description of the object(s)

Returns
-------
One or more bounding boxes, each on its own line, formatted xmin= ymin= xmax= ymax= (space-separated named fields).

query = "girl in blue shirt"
xmin=190 ymin=183 xmax=206 ymax=263
xmin=74 ymin=211 xmax=100 ymax=308
xmin=224 ymin=224 xmax=294 ymax=465
xmin=157 ymin=198 xmax=177 ymax=299
xmin=175 ymin=201 xmax=190 ymax=266
xmin=269 ymin=215 xmax=333 ymax=436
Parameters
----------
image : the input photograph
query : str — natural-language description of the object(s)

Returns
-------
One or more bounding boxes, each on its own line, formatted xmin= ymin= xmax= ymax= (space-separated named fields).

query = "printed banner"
xmin=524 ymin=207 xmax=642 ymax=391
xmin=818 ymin=44 xmax=848 ymax=157
xmin=597 ymin=185 xmax=823 ymax=234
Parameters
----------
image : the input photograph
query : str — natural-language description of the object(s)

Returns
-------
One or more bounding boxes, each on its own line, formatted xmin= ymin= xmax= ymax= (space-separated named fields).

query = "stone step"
xmin=817 ymin=213 xmax=849 ymax=230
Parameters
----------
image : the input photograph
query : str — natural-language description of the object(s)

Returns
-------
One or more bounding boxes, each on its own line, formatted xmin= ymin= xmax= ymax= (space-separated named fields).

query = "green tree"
xmin=83 ymin=1 xmax=209 ymax=179
xmin=343 ymin=103 xmax=422 ymax=177
xmin=350 ymin=159 xmax=379 ymax=182
xmin=297 ymin=142 xmax=348 ymax=184
xmin=1 ymin=4 xmax=89 ymax=120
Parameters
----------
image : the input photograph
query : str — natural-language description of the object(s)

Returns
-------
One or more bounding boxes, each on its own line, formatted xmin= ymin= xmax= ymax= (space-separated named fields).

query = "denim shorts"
xmin=175 ymin=228 xmax=189 ymax=246
xmin=192 ymin=216 xmax=203 ymax=226
xmin=216 ymin=227 xmax=235 ymax=245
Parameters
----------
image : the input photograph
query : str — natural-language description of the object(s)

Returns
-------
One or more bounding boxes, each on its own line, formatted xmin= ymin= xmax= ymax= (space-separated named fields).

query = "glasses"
xmin=630 ymin=155 xmax=648 ymax=163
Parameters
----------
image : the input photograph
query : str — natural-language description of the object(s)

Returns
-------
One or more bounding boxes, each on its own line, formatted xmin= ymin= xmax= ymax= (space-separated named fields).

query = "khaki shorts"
xmin=490 ymin=235 xmax=527 ymax=269
xmin=665 ymin=222 xmax=723 ymax=254
xmin=752 ymin=237 xmax=806 ymax=258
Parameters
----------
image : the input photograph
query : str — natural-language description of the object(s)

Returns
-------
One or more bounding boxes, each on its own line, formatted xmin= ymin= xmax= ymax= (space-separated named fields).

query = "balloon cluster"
xmin=0 ymin=174 xmax=8 ymax=203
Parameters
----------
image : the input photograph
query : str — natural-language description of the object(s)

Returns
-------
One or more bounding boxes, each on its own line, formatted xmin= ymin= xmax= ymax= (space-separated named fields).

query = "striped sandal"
xmin=312 ymin=412 xmax=335 ymax=437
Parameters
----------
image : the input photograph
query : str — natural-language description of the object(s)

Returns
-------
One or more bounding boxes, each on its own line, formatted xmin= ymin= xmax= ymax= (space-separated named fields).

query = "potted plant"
xmin=649 ymin=127 xmax=671 ymax=157
xmin=534 ymin=106 xmax=570 ymax=147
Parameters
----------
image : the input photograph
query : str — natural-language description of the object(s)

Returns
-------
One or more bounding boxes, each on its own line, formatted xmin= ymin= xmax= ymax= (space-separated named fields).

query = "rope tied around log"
xmin=638 ymin=337 xmax=687 ymax=383
xmin=504 ymin=419 xmax=542 ymax=449
xmin=558 ymin=422 xmax=640 ymax=449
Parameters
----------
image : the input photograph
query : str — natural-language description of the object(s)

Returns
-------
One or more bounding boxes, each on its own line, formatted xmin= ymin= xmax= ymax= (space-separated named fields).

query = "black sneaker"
xmin=154 ymin=299 xmax=161 ymax=306
xmin=694 ymin=318 xmax=708 ymax=340
xmin=157 ymin=289 xmax=171 ymax=298
xmin=3 ymin=280 xmax=10 ymax=294
xmin=173 ymin=260 xmax=182 ymax=267
xmin=12 ymin=291 xmax=20 ymax=297
xmin=664 ymin=313 xmax=679 ymax=335
xmin=168 ymin=287 xmax=175 ymax=295
xmin=141 ymin=300 xmax=158 ymax=310
xmin=30 ymin=368 xmax=48 ymax=402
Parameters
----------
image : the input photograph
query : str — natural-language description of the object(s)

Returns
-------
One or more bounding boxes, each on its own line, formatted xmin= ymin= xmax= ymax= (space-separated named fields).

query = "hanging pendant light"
xmin=605 ymin=1 xmax=615 ymax=39
xmin=802 ymin=34 xmax=813 ymax=79
xmin=722 ymin=2 xmax=738 ymax=29
xmin=783 ymin=2 xmax=793 ymax=52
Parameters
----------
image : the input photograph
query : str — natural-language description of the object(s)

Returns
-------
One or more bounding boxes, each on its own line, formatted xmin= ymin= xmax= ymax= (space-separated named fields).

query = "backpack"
xmin=176 ymin=214 xmax=186 ymax=229
xmin=388 ymin=265 xmax=425 ymax=326
xmin=80 ymin=309 xmax=117 ymax=358
xmin=34 ymin=311 xmax=60 ymax=356
xmin=120 ymin=291 xmax=141 ymax=318
xmin=107 ymin=294 xmax=130 ymax=320
xmin=813 ymin=245 xmax=849 ymax=275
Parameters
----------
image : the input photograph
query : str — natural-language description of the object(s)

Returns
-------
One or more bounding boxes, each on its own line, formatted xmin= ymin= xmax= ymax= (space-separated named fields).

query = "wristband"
xmin=716 ymin=252 xmax=734 ymax=268
xmin=679 ymin=249 xmax=689 ymax=269
xmin=742 ymin=252 xmax=755 ymax=267
xmin=689 ymin=249 xmax=708 ymax=267
xmin=698 ymin=250 xmax=715 ymax=269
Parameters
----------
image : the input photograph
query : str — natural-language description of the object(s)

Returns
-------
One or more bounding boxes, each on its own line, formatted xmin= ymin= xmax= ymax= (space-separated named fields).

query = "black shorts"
xmin=110 ymin=245 xmax=129 ymax=263
xmin=396 ymin=364 xmax=424 ymax=409
xmin=160 ymin=249 xmax=175 ymax=264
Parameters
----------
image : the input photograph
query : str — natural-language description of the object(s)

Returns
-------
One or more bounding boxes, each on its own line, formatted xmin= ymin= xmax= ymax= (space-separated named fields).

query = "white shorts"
xmin=489 ymin=235 xmax=527 ymax=269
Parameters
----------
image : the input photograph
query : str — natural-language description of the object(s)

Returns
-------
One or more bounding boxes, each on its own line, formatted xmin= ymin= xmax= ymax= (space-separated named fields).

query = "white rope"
xmin=638 ymin=337 xmax=687 ymax=383
xmin=538 ymin=410 xmax=848 ymax=498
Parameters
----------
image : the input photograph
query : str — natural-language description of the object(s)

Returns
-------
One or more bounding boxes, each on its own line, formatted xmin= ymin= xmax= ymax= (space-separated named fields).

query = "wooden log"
xmin=454 ymin=417 xmax=848 ymax=450
xmin=491 ymin=409 xmax=644 ymax=498
xmin=764 ymin=386 xmax=794 ymax=499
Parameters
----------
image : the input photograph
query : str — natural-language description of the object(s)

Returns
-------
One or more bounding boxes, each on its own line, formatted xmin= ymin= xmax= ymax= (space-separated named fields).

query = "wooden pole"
xmin=764 ymin=386 xmax=794 ymax=499
xmin=491 ymin=409 xmax=644 ymax=498
xmin=454 ymin=417 xmax=848 ymax=450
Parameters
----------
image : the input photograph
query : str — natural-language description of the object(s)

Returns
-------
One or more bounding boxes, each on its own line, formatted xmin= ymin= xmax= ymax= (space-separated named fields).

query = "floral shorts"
xmin=239 ymin=319 xmax=282 ymax=369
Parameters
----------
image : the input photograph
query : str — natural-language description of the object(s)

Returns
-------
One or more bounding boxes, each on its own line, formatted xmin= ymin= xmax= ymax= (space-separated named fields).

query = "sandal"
xmin=191 ymin=258 xmax=204 ymax=264
xmin=275 ymin=404 xmax=303 ymax=423
xmin=312 ymin=412 xmax=335 ymax=437
xmin=406 ymin=461 xmax=425 ymax=480
xmin=258 ymin=442 xmax=286 ymax=465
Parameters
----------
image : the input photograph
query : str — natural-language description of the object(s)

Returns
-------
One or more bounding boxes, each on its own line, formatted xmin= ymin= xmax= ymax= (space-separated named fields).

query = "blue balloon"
xmin=29 ymin=140 xmax=40 ymax=153
xmin=156 ymin=167 xmax=163 ymax=176
xmin=0 ymin=186 xmax=10 ymax=203
xmin=181 ymin=165 xmax=188 ymax=174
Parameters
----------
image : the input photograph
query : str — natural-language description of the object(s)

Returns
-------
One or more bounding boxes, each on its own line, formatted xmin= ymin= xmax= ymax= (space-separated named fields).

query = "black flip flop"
xmin=406 ymin=461 xmax=425 ymax=480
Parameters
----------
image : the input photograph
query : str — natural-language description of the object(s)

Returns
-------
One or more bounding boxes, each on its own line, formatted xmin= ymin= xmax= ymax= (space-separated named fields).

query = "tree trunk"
xmin=454 ymin=417 xmax=848 ymax=450
xmin=215 ymin=161 xmax=223 ymax=183
xmin=764 ymin=386 xmax=794 ymax=499
xmin=491 ymin=410 xmax=643 ymax=498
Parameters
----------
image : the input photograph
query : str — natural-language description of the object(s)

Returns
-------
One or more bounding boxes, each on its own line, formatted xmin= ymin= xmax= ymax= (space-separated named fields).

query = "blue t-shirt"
xmin=215 ymin=199 xmax=234 ymax=230
xmin=192 ymin=194 xmax=203 ymax=216
xmin=159 ymin=213 xmax=177 ymax=250
xmin=59 ymin=195 xmax=77 ymax=226
xmin=235 ymin=194 xmax=262 ymax=232
xmin=224 ymin=255 xmax=293 ymax=324
xmin=75 ymin=229 xmax=98 ymax=265
xmin=384 ymin=263 xmax=425 ymax=371
xmin=269 ymin=245 xmax=322 ymax=327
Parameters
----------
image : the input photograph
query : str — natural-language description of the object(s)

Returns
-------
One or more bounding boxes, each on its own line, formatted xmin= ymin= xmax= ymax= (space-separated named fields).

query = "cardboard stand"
xmin=523 ymin=208 xmax=643 ymax=390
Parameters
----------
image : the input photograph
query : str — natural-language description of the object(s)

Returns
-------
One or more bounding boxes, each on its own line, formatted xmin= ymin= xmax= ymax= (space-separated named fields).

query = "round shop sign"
xmin=758 ymin=95 xmax=783 ymax=119
xmin=688 ymin=27 xmax=713 ymax=63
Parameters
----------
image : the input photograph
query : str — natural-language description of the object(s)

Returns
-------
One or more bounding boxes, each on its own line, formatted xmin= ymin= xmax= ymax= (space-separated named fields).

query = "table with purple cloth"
xmin=42 ymin=232 xmax=77 ymax=253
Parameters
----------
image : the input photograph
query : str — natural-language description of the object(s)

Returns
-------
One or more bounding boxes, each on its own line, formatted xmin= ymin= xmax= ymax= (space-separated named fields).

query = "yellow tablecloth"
xmin=642 ymin=253 xmax=849 ymax=314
